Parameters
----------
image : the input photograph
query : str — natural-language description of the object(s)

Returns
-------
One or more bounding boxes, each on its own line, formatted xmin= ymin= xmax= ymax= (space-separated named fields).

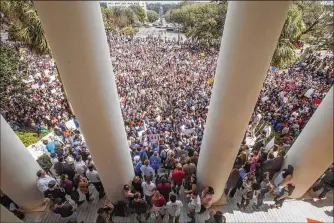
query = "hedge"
xmin=15 ymin=130 xmax=49 ymax=147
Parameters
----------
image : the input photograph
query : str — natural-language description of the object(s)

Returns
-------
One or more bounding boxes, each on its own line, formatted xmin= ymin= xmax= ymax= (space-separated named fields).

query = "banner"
xmin=148 ymin=134 xmax=160 ymax=143
xmin=264 ymin=137 xmax=275 ymax=152
xmin=182 ymin=128 xmax=195 ymax=135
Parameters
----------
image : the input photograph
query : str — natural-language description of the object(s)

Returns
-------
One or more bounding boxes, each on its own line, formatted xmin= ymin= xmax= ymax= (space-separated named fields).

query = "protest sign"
xmin=304 ymin=88 xmax=314 ymax=98
xmin=263 ymin=137 xmax=275 ymax=152
xmin=182 ymin=128 xmax=195 ymax=134
xmin=148 ymin=134 xmax=160 ymax=143
xmin=207 ymin=78 xmax=214 ymax=84
xmin=261 ymin=96 xmax=269 ymax=102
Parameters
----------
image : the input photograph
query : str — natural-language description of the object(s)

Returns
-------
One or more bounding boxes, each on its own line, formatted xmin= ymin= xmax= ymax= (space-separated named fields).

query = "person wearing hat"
xmin=43 ymin=180 xmax=66 ymax=209
xmin=36 ymin=169 xmax=57 ymax=192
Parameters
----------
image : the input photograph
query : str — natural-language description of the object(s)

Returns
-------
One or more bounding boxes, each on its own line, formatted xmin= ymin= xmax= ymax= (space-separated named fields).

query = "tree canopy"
xmin=129 ymin=5 xmax=146 ymax=23
xmin=146 ymin=3 xmax=177 ymax=15
xmin=147 ymin=10 xmax=159 ymax=23
xmin=169 ymin=2 xmax=228 ymax=47
xmin=0 ymin=0 xmax=49 ymax=55
xmin=101 ymin=6 xmax=139 ymax=31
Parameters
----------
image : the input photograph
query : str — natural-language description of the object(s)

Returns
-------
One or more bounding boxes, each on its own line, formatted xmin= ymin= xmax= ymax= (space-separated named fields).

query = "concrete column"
xmin=34 ymin=1 xmax=134 ymax=201
xmin=0 ymin=116 xmax=44 ymax=209
xmin=282 ymin=87 xmax=333 ymax=199
xmin=0 ymin=206 xmax=23 ymax=223
xmin=197 ymin=1 xmax=292 ymax=203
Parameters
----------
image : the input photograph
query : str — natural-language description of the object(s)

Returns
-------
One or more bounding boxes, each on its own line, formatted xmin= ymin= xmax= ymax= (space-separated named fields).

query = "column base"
xmin=23 ymin=201 xmax=49 ymax=212
xmin=212 ymin=194 xmax=227 ymax=206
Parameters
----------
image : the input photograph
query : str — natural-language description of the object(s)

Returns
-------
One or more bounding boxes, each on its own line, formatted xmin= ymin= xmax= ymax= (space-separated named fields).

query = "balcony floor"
xmin=23 ymin=184 xmax=333 ymax=223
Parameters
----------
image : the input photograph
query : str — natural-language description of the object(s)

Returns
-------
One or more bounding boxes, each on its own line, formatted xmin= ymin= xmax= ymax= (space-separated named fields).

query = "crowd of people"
xmin=1 ymin=34 xmax=333 ymax=223
xmin=1 ymin=42 xmax=72 ymax=133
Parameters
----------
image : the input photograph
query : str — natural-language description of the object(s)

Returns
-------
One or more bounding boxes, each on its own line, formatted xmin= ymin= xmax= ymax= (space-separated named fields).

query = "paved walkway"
xmin=24 ymin=183 xmax=333 ymax=223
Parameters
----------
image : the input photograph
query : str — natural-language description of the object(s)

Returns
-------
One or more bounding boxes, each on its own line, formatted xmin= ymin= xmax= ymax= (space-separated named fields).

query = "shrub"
xmin=15 ymin=130 xmax=49 ymax=147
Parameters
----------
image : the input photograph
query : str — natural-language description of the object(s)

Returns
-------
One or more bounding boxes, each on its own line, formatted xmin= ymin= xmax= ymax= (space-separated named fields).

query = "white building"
xmin=100 ymin=1 xmax=147 ymax=12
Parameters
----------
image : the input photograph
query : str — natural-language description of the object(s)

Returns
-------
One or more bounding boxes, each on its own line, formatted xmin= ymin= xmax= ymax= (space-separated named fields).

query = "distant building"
xmin=100 ymin=1 xmax=147 ymax=12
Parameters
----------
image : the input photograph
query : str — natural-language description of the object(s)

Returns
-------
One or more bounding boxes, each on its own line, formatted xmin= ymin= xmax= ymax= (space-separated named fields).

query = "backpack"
xmin=160 ymin=149 xmax=169 ymax=159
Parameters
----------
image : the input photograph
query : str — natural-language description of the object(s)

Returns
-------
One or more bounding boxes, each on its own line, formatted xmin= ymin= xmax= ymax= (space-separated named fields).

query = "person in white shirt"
xmin=141 ymin=178 xmax=156 ymax=207
xmin=263 ymin=123 xmax=272 ymax=138
xmin=187 ymin=191 xmax=201 ymax=223
xmin=282 ymin=126 xmax=290 ymax=135
xmin=166 ymin=194 xmax=183 ymax=223
xmin=74 ymin=155 xmax=87 ymax=176
xmin=86 ymin=164 xmax=105 ymax=199
xmin=36 ymin=170 xmax=56 ymax=192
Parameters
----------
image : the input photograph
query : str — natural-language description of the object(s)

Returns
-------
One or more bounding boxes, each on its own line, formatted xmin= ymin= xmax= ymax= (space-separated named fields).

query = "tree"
xmin=147 ymin=10 xmax=159 ymax=23
xmin=0 ymin=44 xmax=24 ymax=101
xmin=0 ymin=1 xmax=50 ymax=55
xmin=295 ymin=1 xmax=333 ymax=42
xmin=129 ymin=5 xmax=146 ymax=23
xmin=121 ymin=26 xmax=136 ymax=36
xmin=271 ymin=4 xmax=306 ymax=68
xmin=147 ymin=3 xmax=177 ymax=15
xmin=170 ymin=2 xmax=227 ymax=46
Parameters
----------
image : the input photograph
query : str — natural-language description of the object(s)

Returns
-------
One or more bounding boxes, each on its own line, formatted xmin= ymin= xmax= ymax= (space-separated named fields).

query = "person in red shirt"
xmin=171 ymin=164 xmax=185 ymax=195
xmin=157 ymin=177 xmax=171 ymax=202
xmin=151 ymin=190 xmax=166 ymax=219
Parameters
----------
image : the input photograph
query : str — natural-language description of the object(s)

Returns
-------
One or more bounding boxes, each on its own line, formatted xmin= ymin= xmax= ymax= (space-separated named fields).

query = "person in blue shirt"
xmin=133 ymin=156 xmax=143 ymax=178
xmin=43 ymin=140 xmax=56 ymax=154
xmin=73 ymin=116 xmax=80 ymax=129
xmin=149 ymin=151 xmax=161 ymax=175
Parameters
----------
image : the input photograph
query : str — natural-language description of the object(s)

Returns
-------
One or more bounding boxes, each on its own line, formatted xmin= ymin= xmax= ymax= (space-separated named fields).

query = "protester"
xmin=205 ymin=211 xmax=226 ymax=223
xmin=157 ymin=177 xmax=172 ymax=202
xmin=141 ymin=177 xmax=156 ymax=207
xmin=43 ymin=180 xmax=66 ymax=210
xmin=171 ymin=163 xmax=185 ymax=195
xmin=36 ymin=169 xmax=57 ymax=192
xmin=270 ymin=183 xmax=295 ymax=209
xmin=74 ymin=155 xmax=87 ymax=177
xmin=237 ymin=182 xmax=261 ymax=210
xmin=151 ymin=190 xmax=166 ymax=219
xmin=187 ymin=191 xmax=201 ymax=223
xmin=53 ymin=198 xmax=79 ymax=223
xmin=312 ymin=163 xmax=334 ymax=200
xmin=86 ymin=164 xmax=105 ymax=199
xmin=166 ymin=194 xmax=183 ymax=223
xmin=140 ymin=160 xmax=155 ymax=181
xmin=54 ymin=156 xmax=75 ymax=181
xmin=96 ymin=200 xmax=115 ymax=223
xmin=199 ymin=186 xmax=214 ymax=214
xmin=129 ymin=192 xmax=150 ymax=223
xmin=149 ymin=151 xmax=161 ymax=175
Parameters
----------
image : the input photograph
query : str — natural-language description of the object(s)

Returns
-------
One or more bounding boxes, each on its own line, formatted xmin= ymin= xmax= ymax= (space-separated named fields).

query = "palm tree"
xmin=1 ymin=0 xmax=50 ymax=55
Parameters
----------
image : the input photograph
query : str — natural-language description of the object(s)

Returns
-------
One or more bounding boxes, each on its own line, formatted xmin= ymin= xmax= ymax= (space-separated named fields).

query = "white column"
xmin=0 ymin=206 xmax=23 ymax=223
xmin=197 ymin=1 xmax=292 ymax=203
xmin=1 ymin=116 xmax=45 ymax=209
xmin=282 ymin=87 xmax=333 ymax=199
xmin=34 ymin=1 xmax=134 ymax=201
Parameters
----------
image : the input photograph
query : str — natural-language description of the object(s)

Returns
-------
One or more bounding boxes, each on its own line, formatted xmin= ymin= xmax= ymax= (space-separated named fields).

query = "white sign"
xmin=182 ymin=128 xmax=195 ymax=134
xmin=261 ymin=96 xmax=269 ymax=102
xmin=304 ymin=88 xmax=314 ymax=98
xmin=264 ymin=137 xmax=275 ymax=152
xmin=148 ymin=134 xmax=160 ymax=143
